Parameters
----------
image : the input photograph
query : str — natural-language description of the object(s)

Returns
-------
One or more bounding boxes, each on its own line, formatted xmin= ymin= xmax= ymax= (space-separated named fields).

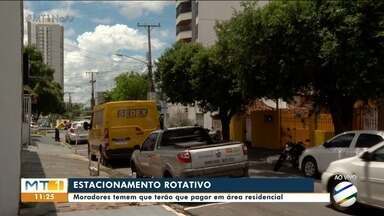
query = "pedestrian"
xmin=55 ymin=127 xmax=60 ymax=142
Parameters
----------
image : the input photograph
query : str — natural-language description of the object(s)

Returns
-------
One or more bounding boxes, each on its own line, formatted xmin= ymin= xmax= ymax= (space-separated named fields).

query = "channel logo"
xmin=21 ymin=178 xmax=68 ymax=202
xmin=333 ymin=181 xmax=357 ymax=208
xmin=21 ymin=178 xmax=67 ymax=193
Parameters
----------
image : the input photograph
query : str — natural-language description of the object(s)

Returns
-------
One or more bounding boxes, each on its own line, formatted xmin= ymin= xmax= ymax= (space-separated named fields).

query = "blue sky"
xmin=24 ymin=1 xmax=176 ymax=104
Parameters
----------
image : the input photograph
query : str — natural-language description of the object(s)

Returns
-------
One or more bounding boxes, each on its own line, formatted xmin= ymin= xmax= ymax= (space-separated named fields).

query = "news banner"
xmin=21 ymin=178 xmax=330 ymax=203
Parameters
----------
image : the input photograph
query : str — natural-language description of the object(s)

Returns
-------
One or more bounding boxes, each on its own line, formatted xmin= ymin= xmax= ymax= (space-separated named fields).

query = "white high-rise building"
xmin=173 ymin=1 xmax=244 ymax=129
xmin=176 ymin=1 xmax=245 ymax=46
xmin=176 ymin=0 xmax=193 ymax=42
xmin=28 ymin=21 xmax=64 ymax=88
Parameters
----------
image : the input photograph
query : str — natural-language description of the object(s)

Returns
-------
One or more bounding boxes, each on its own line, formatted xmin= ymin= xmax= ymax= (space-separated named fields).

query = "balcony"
xmin=176 ymin=11 xmax=192 ymax=25
xmin=176 ymin=1 xmax=191 ymax=18
xmin=176 ymin=20 xmax=192 ymax=35
xmin=176 ymin=30 xmax=192 ymax=42
xmin=176 ymin=24 xmax=191 ymax=35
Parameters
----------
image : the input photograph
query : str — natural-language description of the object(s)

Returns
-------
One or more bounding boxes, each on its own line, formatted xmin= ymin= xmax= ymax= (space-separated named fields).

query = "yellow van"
xmin=88 ymin=100 xmax=160 ymax=165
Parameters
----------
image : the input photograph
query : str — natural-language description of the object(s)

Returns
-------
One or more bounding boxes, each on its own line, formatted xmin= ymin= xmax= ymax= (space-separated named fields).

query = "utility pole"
xmin=86 ymin=72 xmax=96 ymax=110
xmin=137 ymin=22 xmax=160 ymax=100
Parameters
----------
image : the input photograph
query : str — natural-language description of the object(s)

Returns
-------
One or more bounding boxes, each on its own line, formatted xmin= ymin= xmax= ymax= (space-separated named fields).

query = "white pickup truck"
xmin=130 ymin=126 xmax=249 ymax=177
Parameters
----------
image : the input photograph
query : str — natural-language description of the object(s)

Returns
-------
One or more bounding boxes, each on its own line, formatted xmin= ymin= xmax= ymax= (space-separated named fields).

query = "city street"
xmin=2 ymin=1 xmax=384 ymax=215
xmin=18 ymin=131 xmax=384 ymax=216
xmin=20 ymin=132 xmax=182 ymax=216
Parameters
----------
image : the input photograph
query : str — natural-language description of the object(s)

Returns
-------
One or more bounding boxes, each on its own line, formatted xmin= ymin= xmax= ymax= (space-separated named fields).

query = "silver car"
xmin=65 ymin=121 xmax=90 ymax=144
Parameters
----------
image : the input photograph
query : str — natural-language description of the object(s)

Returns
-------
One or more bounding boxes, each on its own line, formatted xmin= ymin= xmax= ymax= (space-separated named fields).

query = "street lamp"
xmin=114 ymin=53 xmax=148 ymax=65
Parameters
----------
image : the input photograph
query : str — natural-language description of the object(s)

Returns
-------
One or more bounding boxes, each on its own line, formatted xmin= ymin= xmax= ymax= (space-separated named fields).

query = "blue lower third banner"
xmin=68 ymin=178 xmax=314 ymax=193
xmin=21 ymin=178 xmax=331 ymax=203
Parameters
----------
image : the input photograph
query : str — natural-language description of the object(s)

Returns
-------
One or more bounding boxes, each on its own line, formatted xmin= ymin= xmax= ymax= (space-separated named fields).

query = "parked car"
xmin=65 ymin=120 xmax=90 ymax=144
xmin=130 ymin=126 xmax=249 ymax=177
xmin=299 ymin=130 xmax=384 ymax=177
xmin=322 ymin=142 xmax=384 ymax=210
xmin=88 ymin=101 xmax=160 ymax=165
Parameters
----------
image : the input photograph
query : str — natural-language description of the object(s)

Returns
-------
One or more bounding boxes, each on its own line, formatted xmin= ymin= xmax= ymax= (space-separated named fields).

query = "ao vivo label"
xmin=21 ymin=178 xmax=68 ymax=202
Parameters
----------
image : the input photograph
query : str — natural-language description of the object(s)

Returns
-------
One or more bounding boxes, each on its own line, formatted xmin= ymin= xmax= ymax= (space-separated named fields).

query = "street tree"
xmin=23 ymin=45 xmax=64 ymax=120
xmin=191 ymin=46 xmax=247 ymax=140
xmin=104 ymin=71 xmax=149 ymax=101
xmin=156 ymin=42 xmax=247 ymax=140
xmin=155 ymin=42 xmax=202 ymax=105
xmin=219 ymin=0 xmax=384 ymax=133
xmin=63 ymin=103 xmax=86 ymax=119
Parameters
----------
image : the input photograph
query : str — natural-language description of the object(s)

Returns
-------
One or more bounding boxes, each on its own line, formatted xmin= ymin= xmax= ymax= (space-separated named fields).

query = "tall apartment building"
xmin=173 ymin=1 xmax=243 ymax=129
xmin=176 ymin=0 xmax=193 ymax=42
xmin=28 ymin=21 xmax=64 ymax=88
xmin=176 ymin=0 xmax=243 ymax=46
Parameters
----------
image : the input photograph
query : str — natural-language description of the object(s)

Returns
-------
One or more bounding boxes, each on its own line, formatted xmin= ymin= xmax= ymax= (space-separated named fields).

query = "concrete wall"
xmin=196 ymin=1 xmax=242 ymax=46
xmin=195 ymin=1 xmax=269 ymax=46
xmin=0 ymin=1 xmax=23 ymax=215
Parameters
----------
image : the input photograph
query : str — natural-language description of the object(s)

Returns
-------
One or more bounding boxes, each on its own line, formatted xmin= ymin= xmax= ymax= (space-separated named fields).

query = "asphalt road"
xmin=64 ymin=136 xmax=383 ymax=216
xmin=183 ymin=202 xmax=383 ymax=216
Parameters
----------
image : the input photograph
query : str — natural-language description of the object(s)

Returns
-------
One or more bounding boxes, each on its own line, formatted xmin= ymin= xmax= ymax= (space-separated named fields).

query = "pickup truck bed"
xmin=131 ymin=127 xmax=249 ymax=177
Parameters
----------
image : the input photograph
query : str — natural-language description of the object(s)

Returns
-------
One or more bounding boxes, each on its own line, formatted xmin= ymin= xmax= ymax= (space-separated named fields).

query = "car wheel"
xmin=163 ymin=171 xmax=173 ymax=178
xmin=88 ymin=145 xmax=97 ymax=161
xmin=99 ymin=149 xmax=109 ymax=167
xmin=302 ymin=157 xmax=319 ymax=178
xmin=273 ymin=154 xmax=286 ymax=171
xmin=131 ymin=162 xmax=143 ymax=178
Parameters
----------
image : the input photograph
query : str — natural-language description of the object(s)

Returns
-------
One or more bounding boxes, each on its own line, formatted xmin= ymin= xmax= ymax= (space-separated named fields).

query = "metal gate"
xmin=22 ymin=95 xmax=31 ymax=146
xmin=363 ymin=107 xmax=378 ymax=130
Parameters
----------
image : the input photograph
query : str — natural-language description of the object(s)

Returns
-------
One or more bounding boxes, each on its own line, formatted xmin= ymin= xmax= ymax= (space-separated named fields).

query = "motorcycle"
xmin=273 ymin=141 xmax=305 ymax=171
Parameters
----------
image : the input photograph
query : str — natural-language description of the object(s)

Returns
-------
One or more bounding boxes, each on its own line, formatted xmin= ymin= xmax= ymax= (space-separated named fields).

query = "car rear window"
xmin=355 ymin=134 xmax=383 ymax=148
xmin=161 ymin=128 xmax=212 ymax=146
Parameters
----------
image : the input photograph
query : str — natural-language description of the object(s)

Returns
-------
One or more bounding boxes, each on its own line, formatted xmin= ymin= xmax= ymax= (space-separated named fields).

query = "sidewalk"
xmin=56 ymin=205 xmax=184 ymax=216
xmin=20 ymin=134 xmax=183 ymax=216
xmin=247 ymin=147 xmax=281 ymax=162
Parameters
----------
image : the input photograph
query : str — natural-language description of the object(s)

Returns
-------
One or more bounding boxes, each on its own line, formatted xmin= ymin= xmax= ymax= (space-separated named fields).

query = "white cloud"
xmin=103 ymin=1 xmax=172 ymax=19
xmin=77 ymin=24 xmax=164 ymax=54
xmin=64 ymin=24 xmax=165 ymax=104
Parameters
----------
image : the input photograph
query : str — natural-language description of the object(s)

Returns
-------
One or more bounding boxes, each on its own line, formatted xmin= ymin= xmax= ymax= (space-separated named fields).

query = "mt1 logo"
xmin=21 ymin=178 xmax=67 ymax=193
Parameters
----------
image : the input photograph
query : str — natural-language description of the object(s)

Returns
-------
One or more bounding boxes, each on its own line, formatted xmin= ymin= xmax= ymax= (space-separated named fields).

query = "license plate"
xmin=115 ymin=141 xmax=127 ymax=145
xmin=112 ymin=137 xmax=129 ymax=145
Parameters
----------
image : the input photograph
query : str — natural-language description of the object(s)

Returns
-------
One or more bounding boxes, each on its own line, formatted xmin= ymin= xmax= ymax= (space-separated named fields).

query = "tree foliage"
xmin=23 ymin=45 xmax=64 ymax=119
xmin=104 ymin=71 xmax=149 ymax=101
xmin=218 ymin=0 xmax=384 ymax=133
xmin=155 ymin=42 xmax=202 ymax=105
xmin=62 ymin=103 xmax=86 ymax=119
xmin=156 ymin=42 xmax=247 ymax=140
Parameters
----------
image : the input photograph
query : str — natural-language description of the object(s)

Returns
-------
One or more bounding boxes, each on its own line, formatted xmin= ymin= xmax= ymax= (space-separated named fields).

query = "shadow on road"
xmin=20 ymin=137 xmax=57 ymax=216
xmin=325 ymin=203 xmax=384 ymax=216
xmin=249 ymin=161 xmax=302 ymax=177
xmin=108 ymin=158 xmax=131 ymax=169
